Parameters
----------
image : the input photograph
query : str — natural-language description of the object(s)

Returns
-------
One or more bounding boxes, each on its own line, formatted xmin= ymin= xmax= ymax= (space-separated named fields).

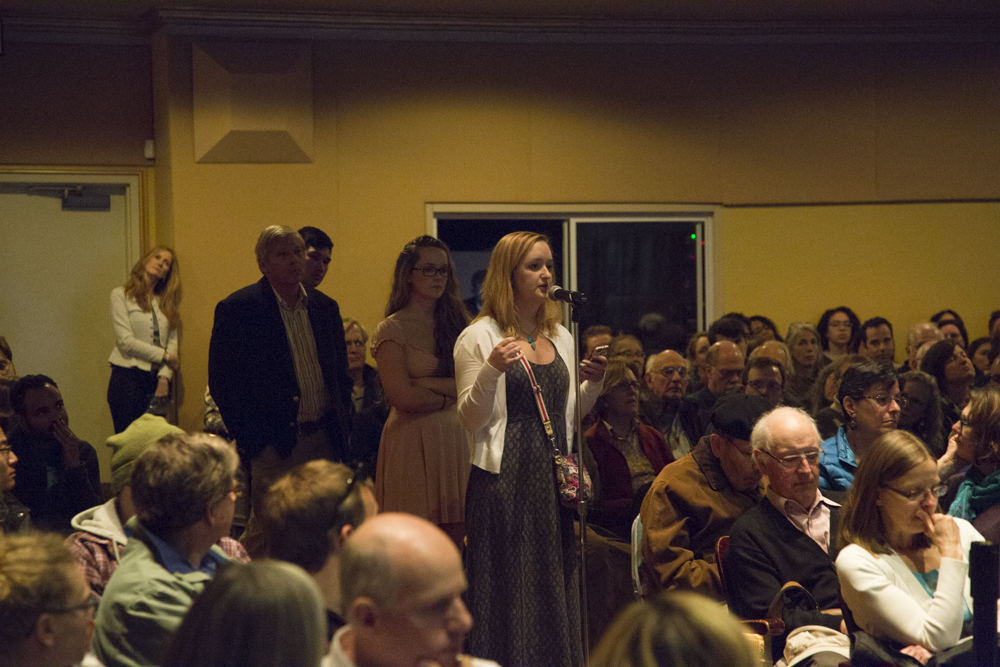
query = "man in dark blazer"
xmin=724 ymin=407 xmax=848 ymax=666
xmin=209 ymin=225 xmax=352 ymax=556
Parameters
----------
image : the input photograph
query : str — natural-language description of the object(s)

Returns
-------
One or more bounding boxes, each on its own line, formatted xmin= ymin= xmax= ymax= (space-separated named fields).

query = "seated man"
xmin=0 ymin=421 xmax=30 ymax=535
xmin=93 ymin=432 xmax=240 ymax=667
xmin=65 ymin=414 xmax=248 ymax=597
xmin=639 ymin=393 xmax=768 ymax=599
xmin=8 ymin=375 xmax=102 ymax=533
xmin=261 ymin=459 xmax=379 ymax=640
xmin=855 ymin=316 xmax=897 ymax=366
xmin=640 ymin=349 xmax=693 ymax=459
xmin=902 ymin=322 xmax=944 ymax=372
xmin=0 ymin=533 xmax=98 ymax=667
xmin=678 ymin=340 xmax=745 ymax=444
xmin=742 ymin=356 xmax=786 ymax=410
xmin=326 ymin=512 xmax=498 ymax=667
xmin=725 ymin=407 xmax=848 ymax=666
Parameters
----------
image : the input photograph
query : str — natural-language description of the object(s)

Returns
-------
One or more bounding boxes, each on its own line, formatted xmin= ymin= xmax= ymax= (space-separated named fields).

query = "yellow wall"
xmin=2 ymin=34 xmax=997 ymax=435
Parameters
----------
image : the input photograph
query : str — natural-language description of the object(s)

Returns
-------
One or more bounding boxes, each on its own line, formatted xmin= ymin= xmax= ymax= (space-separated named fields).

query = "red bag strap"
xmin=518 ymin=355 xmax=559 ymax=455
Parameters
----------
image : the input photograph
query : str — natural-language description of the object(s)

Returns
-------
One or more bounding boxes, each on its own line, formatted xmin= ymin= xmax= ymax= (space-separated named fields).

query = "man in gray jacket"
xmin=93 ymin=432 xmax=240 ymax=667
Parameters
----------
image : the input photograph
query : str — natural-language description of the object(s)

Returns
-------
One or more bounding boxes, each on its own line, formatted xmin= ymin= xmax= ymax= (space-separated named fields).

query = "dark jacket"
xmin=724 ymin=494 xmax=843 ymax=660
xmin=0 ymin=491 xmax=30 ymax=535
xmin=677 ymin=385 xmax=717 ymax=445
xmin=9 ymin=426 xmax=102 ymax=533
xmin=208 ymin=277 xmax=352 ymax=461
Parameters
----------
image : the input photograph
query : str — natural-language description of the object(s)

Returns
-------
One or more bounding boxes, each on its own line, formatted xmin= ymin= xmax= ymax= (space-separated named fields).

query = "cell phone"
xmin=590 ymin=345 xmax=609 ymax=360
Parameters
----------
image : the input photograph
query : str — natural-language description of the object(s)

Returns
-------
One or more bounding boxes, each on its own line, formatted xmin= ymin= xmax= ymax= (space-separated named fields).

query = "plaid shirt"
xmin=65 ymin=531 xmax=249 ymax=597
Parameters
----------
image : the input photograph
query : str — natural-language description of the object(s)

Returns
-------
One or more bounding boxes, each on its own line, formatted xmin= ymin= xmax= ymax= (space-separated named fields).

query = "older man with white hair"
xmin=723 ymin=407 xmax=847 ymax=666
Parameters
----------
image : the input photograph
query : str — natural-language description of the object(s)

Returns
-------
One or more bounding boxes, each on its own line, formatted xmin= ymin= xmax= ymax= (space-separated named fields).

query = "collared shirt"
xmin=273 ymin=284 xmax=330 ymax=423
xmin=603 ymin=419 xmax=656 ymax=492
xmin=144 ymin=527 xmax=228 ymax=577
xmin=766 ymin=488 xmax=839 ymax=554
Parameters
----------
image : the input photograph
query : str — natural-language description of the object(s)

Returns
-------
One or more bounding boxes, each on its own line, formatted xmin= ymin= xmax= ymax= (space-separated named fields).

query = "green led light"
xmin=690 ymin=234 xmax=696 ymax=239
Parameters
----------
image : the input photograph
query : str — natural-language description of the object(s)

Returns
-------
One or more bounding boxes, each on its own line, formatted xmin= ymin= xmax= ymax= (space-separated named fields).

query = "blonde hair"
xmin=342 ymin=317 xmax=368 ymax=344
xmin=476 ymin=231 xmax=561 ymax=338
xmin=123 ymin=245 xmax=181 ymax=329
xmin=591 ymin=592 xmax=757 ymax=667
xmin=0 ymin=533 xmax=77 ymax=643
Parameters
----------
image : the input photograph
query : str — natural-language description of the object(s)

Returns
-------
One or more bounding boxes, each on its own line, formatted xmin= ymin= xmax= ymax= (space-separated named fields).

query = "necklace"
xmin=520 ymin=327 xmax=539 ymax=351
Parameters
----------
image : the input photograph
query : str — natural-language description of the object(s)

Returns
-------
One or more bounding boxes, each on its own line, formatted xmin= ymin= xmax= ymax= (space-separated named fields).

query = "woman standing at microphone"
xmin=455 ymin=231 xmax=606 ymax=667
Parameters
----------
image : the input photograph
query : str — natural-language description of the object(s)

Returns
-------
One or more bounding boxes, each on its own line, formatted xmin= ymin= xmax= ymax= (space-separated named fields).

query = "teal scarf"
xmin=948 ymin=467 xmax=1000 ymax=521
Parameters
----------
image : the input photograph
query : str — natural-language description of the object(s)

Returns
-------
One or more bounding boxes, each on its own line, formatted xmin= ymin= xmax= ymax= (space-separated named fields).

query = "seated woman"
xmin=163 ymin=560 xmax=326 ymax=667
xmin=585 ymin=359 xmax=673 ymax=540
xmin=785 ymin=322 xmax=824 ymax=408
xmin=749 ymin=315 xmax=782 ymax=346
xmin=969 ymin=337 xmax=992 ymax=374
xmin=819 ymin=361 xmax=901 ymax=492
xmin=931 ymin=309 xmax=969 ymax=350
xmin=897 ymin=371 xmax=945 ymax=457
xmin=608 ymin=334 xmax=646 ymax=383
xmin=685 ymin=332 xmax=710 ymax=394
xmin=837 ymin=430 xmax=979 ymax=659
xmin=944 ymin=386 xmax=1000 ymax=542
xmin=817 ymin=306 xmax=860 ymax=364
xmin=812 ymin=354 xmax=868 ymax=440
xmin=921 ymin=339 xmax=976 ymax=435
xmin=590 ymin=591 xmax=757 ymax=667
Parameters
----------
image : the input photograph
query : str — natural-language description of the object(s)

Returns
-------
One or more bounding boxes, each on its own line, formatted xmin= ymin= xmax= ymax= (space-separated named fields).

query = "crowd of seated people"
xmin=4 ymin=225 xmax=1000 ymax=667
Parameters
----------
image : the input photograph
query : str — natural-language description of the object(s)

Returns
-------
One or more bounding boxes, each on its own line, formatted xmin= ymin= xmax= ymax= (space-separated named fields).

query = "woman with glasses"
xmin=816 ymin=307 xmax=861 ymax=363
xmin=819 ymin=361 xmax=902 ymax=492
xmin=371 ymin=236 xmax=470 ymax=548
xmin=897 ymin=370 xmax=945 ymax=457
xmin=608 ymin=334 xmax=646 ymax=382
xmin=585 ymin=359 xmax=673 ymax=540
xmin=941 ymin=387 xmax=1000 ymax=544
xmin=921 ymin=339 xmax=976 ymax=435
xmin=342 ymin=318 xmax=381 ymax=416
xmin=837 ymin=430 xmax=978 ymax=660
xmin=455 ymin=231 xmax=605 ymax=667
xmin=785 ymin=322 xmax=824 ymax=408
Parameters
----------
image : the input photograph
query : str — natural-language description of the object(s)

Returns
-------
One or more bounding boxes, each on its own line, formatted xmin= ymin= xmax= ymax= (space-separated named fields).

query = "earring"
xmin=847 ymin=418 xmax=858 ymax=430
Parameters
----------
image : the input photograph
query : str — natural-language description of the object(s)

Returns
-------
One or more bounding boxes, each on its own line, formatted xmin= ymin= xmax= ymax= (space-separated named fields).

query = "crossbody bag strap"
xmin=518 ymin=355 xmax=560 ymax=456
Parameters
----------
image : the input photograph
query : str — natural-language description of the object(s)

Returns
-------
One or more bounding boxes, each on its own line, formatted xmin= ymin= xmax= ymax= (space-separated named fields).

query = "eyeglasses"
xmin=882 ymin=484 xmax=947 ymax=502
xmin=653 ymin=366 xmax=688 ymax=379
xmin=863 ymin=394 xmax=907 ymax=409
xmin=611 ymin=380 xmax=641 ymax=391
xmin=958 ymin=416 xmax=971 ymax=430
xmin=759 ymin=448 xmax=820 ymax=469
xmin=829 ymin=322 xmax=852 ymax=330
xmin=46 ymin=592 xmax=100 ymax=616
xmin=615 ymin=351 xmax=645 ymax=359
xmin=747 ymin=380 xmax=783 ymax=394
xmin=345 ymin=339 xmax=365 ymax=348
xmin=412 ymin=265 xmax=450 ymax=278
xmin=721 ymin=436 xmax=754 ymax=458
xmin=898 ymin=393 xmax=924 ymax=408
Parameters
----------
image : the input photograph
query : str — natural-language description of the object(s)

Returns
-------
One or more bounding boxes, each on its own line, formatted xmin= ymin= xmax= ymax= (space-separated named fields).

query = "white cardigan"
xmin=454 ymin=317 xmax=603 ymax=474
xmin=107 ymin=286 xmax=178 ymax=381
xmin=836 ymin=518 xmax=993 ymax=653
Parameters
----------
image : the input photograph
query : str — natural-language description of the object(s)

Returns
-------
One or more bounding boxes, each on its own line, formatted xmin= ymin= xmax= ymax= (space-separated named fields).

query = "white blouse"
xmin=108 ymin=286 xmax=178 ymax=380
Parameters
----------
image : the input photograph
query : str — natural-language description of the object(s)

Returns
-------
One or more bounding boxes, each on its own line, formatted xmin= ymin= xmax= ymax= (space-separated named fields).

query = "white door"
xmin=0 ymin=175 xmax=142 ymax=484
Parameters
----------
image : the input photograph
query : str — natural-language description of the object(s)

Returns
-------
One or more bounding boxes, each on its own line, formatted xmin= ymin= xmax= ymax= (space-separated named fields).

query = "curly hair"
xmin=897 ymin=370 xmax=945 ymax=456
xmin=817 ymin=307 xmax=860 ymax=352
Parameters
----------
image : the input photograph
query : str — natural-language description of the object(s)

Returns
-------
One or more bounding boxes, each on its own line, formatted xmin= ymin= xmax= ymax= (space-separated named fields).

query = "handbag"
xmin=518 ymin=355 xmax=593 ymax=508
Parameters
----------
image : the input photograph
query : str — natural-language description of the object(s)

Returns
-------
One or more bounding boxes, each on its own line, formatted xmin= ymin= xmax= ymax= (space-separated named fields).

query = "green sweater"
xmin=93 ymin=520 xmax=228 ymax=667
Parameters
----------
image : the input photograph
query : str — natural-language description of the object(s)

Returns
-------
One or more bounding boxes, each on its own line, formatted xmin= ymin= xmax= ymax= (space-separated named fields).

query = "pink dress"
xmin=371 ymin=312 xmax=470 ymax=524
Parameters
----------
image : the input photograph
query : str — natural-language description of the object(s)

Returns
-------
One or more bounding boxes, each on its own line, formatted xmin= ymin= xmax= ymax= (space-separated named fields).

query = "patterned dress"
xmin=465 ymin=350 xmax=583 ymax=667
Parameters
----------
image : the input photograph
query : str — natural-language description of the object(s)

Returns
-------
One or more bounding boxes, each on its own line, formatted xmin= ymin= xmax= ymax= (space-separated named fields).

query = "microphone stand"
xmin=566 ymin=296 xmax=590 ymax=666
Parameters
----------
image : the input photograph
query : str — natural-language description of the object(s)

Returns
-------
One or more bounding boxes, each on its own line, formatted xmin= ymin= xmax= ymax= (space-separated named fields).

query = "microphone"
xmin=548 ymin=285 xmax=588 ymax=305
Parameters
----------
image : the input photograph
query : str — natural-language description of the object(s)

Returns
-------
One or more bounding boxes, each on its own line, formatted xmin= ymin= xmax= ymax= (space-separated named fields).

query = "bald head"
xmin=645 ymin=350 xmax=689 ymax=402
xmin=907 ymin=323 xmax=944 ymax=368
xmin=706 ymin=341 xmax=744 ymax=396
xmin=751 ymin=407 xmax=821 ymax=508
xmin=341 ymin=513 xmax=472 ymax=667
xmin=750 ymin=341 xmax=793 ymax=375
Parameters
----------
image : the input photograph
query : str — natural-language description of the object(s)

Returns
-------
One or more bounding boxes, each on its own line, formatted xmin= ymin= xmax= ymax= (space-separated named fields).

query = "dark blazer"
xmin=208 ymin=277 xmax=352 ymax=461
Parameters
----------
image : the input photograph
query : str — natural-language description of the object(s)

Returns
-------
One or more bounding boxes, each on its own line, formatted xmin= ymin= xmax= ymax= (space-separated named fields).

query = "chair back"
xmin=631 ymin=514 xmax=643 ymax=598
xmin=716 ymin=534 xmax=731 ymax=594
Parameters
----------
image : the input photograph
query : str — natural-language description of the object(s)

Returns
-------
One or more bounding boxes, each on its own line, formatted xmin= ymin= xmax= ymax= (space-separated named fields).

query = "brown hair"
xmin=968 ymin=386 xmax=1000 ymax=462
xmin=131 ymin=433 xmax=239 ymax=535
xmin=594 ymin=359 xmax=637 ymax=420
xmin=838 ymin=430 xmax=934 ymax=554
xmin=476 ymin=231 xmax=562 ymax=339
xmin=261 ymin=460 xmax=369 ymax=573
xmin=123 ymin=245 xmax=181 ymax=329
xmin=385 ymin=236 xmax=469 ymax=378
xmin=0 ymin=533 xmax=77 ymax=643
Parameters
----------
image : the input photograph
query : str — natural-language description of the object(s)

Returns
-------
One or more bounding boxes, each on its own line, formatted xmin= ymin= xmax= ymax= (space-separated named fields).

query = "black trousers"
xmin=107 ymin=365 xmax=157 ymax=433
